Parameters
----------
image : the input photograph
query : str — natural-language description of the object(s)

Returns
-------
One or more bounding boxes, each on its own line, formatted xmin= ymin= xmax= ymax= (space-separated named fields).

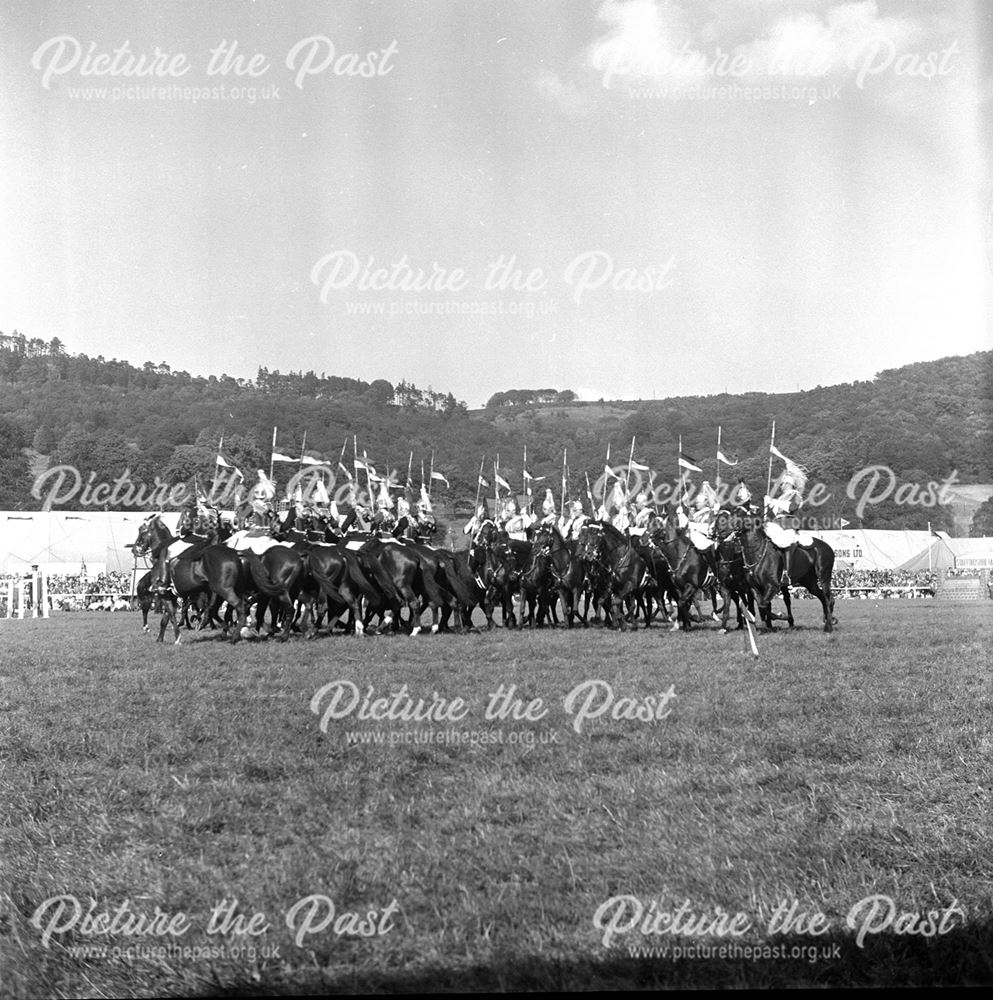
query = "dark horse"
xmin=129 ymin=515 xmax=250 ymax=643
xmin=531 ymin=523 xmax=586 ymax=627
xmin=642 ymin=511 xmax=718 ymax=632
xmin=575 ymin=522 xmax=652 ymax=631
xmin=729 ymin=511 xmax=836 ymax=632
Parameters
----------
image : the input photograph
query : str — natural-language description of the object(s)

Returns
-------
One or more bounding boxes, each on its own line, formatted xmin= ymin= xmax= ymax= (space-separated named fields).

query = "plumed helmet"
xmin=476 ymin=503 xmax=487 ymax=519
xmin=635 ymin=492 xmax=647 ymax=506
xmin=542 ymin=489 xmax=555 ymax=515
xmin=396 ymin=497 xmax=410 ymax=516
xmin=781 ymin=474 xmax=795 ymax=488
xmin=570 ymin=500 xmax=583 ymax=515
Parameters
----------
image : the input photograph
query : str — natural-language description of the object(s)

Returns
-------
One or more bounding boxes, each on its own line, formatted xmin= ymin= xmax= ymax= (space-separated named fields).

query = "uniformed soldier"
xmin=764 ymin=473 xmax=804 ymax=547
xmin=558 ymin=499 xmax=589 ymax=541
xmin=502 ymin=497 xmax=534 ymax=541
xmin=629 ymin=492 xmax=653 ymax=536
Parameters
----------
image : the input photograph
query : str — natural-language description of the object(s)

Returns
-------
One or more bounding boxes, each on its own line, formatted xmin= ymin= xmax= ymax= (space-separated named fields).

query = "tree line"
xmin=0 ymin=332 xmax=990 ymax=534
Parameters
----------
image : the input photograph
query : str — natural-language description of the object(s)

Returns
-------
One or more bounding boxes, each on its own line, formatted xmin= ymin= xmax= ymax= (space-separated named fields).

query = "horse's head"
xmin=130 ymin=514 xmax=167 ymax=557
xmin=576 ymin=523 xmax=603 ymax=563
xmin=532 ymin=523 xmax=557 ymax=553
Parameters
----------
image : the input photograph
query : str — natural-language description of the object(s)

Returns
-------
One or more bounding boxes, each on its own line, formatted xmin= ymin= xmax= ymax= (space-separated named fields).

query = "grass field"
xmin=2 ymin=601 xmax=992 ymax=995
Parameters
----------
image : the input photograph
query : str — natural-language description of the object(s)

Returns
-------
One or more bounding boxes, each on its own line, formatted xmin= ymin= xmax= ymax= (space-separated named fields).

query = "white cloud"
xmin=585 ymin=0 xmax=928 ymax=87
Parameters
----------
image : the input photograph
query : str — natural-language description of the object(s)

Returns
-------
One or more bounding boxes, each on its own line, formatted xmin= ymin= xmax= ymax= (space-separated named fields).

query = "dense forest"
xmin=0 ymin=329 xmax=990 ymax=533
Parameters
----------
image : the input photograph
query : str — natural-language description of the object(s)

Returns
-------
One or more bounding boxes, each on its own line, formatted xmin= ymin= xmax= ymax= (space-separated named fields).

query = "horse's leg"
xmin=781 ymin=586 xmax=795 ymax=628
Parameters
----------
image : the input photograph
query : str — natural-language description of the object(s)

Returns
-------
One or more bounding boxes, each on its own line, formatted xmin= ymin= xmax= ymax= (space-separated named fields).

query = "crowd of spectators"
xmin=792 ymin=568 xmax=938 ymax=600
xmin=0 ymin=571 xmax=133 ymax=613
xmin=47 ymin=571 xmax=132 ymax=611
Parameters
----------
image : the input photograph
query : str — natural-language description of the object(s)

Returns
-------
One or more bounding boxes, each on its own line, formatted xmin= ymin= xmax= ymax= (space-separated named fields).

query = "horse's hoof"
xmin=430 ymin=624 xmax=439 ymax=634
xmin=719 ymin=627 xmax=728 ymax=634
xmin=174 ymin=637 xmax=182 ymax=645
xmin=355 ymin=623 xmax=365 ymax=637
xmin=410 ymin=626 xmax=421 ymax=636
xmin=142 ymin=625 xmax=149 ymax=633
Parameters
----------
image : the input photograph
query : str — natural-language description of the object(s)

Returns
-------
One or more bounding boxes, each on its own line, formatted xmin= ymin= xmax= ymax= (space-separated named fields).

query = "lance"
xmin=649 ymin=470 xmax=659 ymax=513
xmin=429 ymin=449 xmax=435 ymax=497
xmin=678 ymin=434 xmax=685 ymax=507
xmin=493 ymin=456 xmax=500 ymax=512
xmin=523 ymin=443 xmax=527 ymax=504
xmin=474 ymin=455 xmax=485 ymax=513
xmin=407 ymin=451 xmax=414 ymax=495
xmin=715 ymin=425 xmax=721 ymax=491
xmin=766 ymin=420 xmax=776 ymax=505
xmin=270 ymin=425 xmax=277 ymax=482
xmin=561 ymin=448 xmax=567 ymax=519
xmin=625 ymin=435 xmax=636 ymax=496
xmin=585 ymin=471 xmax=594 ymax=514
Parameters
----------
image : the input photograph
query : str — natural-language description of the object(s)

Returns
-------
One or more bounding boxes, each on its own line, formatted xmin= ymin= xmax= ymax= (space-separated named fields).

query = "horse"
xmin=710 ymin=507 xmax=755 ymax=632
xmin=642 ymin=511 xmax=718 ymax=632
xmin=471 ymin=521 xmax=528 ymax=628
xmin=129 ymin=514 xmax=250 ymax=643
xmin=575 ymin=522 xmax=652 ymax=631
xmin=516 ymin=534 xmax=557 ymax=628
xmin=728 ymin=511 xmax=836 ymax=632
xmin=531 ymin=523 xmax=586 ymax=627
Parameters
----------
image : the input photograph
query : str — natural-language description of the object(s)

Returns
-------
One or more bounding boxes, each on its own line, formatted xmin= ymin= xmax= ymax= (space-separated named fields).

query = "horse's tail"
xmin=242 ymin=551 xmax=289 ymax=599
xmin=307 ymin=559 xmax=350 ymax=608
xmin=345 ymin=554 xmax=383 ymax=604
xmin=439 ymin=557 xmax=477 ymax=607
xmin=353 ymin=551 xmax=402 ymax=604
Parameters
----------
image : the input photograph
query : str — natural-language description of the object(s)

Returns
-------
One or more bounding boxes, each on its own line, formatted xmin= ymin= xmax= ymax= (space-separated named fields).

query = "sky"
xmin=2 ymin=0 xmax=991 ymax=407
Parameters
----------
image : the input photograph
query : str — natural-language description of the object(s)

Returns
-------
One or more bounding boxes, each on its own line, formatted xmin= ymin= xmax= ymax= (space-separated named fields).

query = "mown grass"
xmin=1 ymin=601 xmax=992 ymax=995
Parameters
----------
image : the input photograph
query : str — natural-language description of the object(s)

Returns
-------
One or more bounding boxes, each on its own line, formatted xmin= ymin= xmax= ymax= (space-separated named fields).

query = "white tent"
xmin=811 ymin=529 xmax=948 ymax=571
xmin=0 ymin=511 xmax=181 ymax=575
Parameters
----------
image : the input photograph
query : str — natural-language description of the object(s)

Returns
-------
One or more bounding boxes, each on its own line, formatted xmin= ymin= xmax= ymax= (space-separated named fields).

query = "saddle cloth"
xmin=765 ymin=523 xmax=816 ymax=549
xmin=164 ymin=539 xmax=196 ymax=560
xmin=225 ymin=531 xmax=291 ymax=555
xmin=689 ymin=528 xmax=715 ymax=551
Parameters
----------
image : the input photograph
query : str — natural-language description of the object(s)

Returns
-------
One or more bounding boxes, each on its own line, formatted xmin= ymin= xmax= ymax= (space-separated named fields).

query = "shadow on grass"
xmin=196 ymin=924 xmax=993 ymax=994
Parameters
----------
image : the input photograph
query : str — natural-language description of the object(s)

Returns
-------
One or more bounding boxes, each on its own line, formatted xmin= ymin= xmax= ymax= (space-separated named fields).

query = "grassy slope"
xmin=1 ymin=603 xmax=992 ymax=995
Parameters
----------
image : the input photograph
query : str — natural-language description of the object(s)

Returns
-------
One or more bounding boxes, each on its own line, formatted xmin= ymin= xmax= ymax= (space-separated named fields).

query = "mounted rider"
xmin=501 ymin=496 xmax=534 ymax=542
xmin=629 ymin=492 xmax=652 ymax=537
xmin=558 ymin=499 xmax=589 ymax=542
xmin=731 ymin=478 xmax=754 ymax=512
xmin=764 ymin=472 xmax=804 ymax=548
xmin=538 ymin=489 xmax=557 ymax=528
xmin=463 ymin=502 xmax=493 ymax=543
xmin=245 ymin=469 xmax=276 ymax=531
xmin=413 ymin=485 xmax=436 ymax=539
xmin=686 ymin=481 xmax=719 ymax=550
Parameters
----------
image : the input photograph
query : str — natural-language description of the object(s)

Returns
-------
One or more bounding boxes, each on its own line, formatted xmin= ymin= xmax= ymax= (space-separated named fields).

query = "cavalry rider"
xmin=501 ymin=496 xmax=534 ymax=542
xmin=611 ymin=498 xmax=632 ymax=534
xmin=538 ymin=489 xmax=558 ymax=529
xmin=414 ymin=486 xmax=436 ymax=538
xmin=629 ymin=492 xmax=653 ymax=537
xmin=248 ymin=469 xmax=276 ymax=530
xmin=558 ymin=499 xmax=589 ymax=541
xmin=463 ymin=502 xmax=493 ymax=543
xmin=764 ymin=472 xmax=804 ymax=548
xmin=393 ymin=494 xmax=414 ymax=537
xmin=372 ymin=494 xmax=396 ymax=534
xmin=686 ymin=481 xmax=718 ymax=550
xmin=731 ymin=478 xmax=754 ymax=511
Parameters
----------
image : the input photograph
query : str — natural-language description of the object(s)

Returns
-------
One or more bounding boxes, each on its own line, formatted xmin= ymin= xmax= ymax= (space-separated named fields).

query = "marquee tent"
xmin=0 ymin=511 xmax=181 ymax=575
xmin=811 ymin=529 xmax=947 ymax=572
